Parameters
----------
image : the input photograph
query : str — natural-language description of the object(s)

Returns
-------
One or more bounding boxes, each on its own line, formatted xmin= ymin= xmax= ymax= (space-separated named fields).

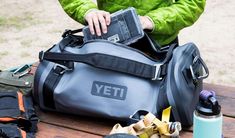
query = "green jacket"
xmin=59 ymin=0 xmax=205 ymax=46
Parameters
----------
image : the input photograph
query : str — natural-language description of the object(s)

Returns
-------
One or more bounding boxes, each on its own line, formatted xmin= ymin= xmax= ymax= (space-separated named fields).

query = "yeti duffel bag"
xmin=33 ymin=29 xmax=209 ymax=126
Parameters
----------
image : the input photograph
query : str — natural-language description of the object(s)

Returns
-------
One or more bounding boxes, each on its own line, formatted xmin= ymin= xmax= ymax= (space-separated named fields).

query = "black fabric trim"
xmin=0 ymin=92 xmax=21 ymax=118
xmin=42 ymin=68 xmax=63 ymax=109
xmin=0 ymin=124 xmax=21 ymax=138
xmin=23 ymin=96 xmax=38 ymax=133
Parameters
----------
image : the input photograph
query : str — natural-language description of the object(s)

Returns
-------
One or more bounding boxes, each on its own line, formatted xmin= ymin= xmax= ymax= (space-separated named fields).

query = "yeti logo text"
xmin=91 ymin=81 xmax=127 ymax=100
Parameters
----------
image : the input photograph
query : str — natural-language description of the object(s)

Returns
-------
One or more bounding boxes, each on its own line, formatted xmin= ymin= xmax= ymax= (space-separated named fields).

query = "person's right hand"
xmin=85 ymin=9 xmax=111 ymax=36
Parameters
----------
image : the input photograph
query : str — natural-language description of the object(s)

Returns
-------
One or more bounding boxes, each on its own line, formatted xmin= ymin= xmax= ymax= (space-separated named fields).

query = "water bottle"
xmin=193 ymin=90 xmax=223 ymax=138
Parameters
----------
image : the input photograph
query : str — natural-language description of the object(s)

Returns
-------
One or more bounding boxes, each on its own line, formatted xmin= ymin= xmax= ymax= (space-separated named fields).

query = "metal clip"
xmin=13 ymin=64 xmax=31 ymax=78
xmin=152 ymin=63 xmax=163 ymax=81
xmin=53 ymin=64 xmax=73 ymax=75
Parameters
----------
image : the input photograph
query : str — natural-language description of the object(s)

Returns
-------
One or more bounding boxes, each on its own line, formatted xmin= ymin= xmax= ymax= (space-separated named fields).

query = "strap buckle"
xmin=152 ymin=63 xmax=163 ymax=81
xmin=53 ymin=64 xmax=73 ymax=75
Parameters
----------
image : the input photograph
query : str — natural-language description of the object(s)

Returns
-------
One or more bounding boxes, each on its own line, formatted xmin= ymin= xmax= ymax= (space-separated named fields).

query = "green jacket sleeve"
xmin=58 ymin=0 xmax=98 ymax=24
xmin=145 ymin=0 xmax=206 ymax=35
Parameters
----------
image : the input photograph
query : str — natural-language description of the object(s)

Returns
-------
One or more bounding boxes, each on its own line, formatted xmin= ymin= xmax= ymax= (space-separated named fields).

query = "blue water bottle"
xmin=193 ymin=90 xmax=223 ymax=138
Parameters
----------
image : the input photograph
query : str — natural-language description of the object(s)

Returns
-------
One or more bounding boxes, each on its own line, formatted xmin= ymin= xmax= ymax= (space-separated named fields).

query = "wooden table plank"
xmin=37 ymin=110 xmax=114 ymax=136
xmin=217 ymin=95 xmax=235 ymax=117
xmin=204 ymin=83 xmax=235 ymax=117
xmin=222 ymin=117 xmax=235 ymax=138
xmin=180 ymin=132 xmax=193 ymax=138
xmin=204 ymin=83 xmax=235 ymax=98
xmin=36 ymin=121 xmax=193 ymax=138
xmin=37 ymin=122 xmax=101 ymax=138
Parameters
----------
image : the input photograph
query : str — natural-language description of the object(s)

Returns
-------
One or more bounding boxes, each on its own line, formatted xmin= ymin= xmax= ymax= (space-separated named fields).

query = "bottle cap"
xmin=196 ymin=90 xmax=221 ymax=116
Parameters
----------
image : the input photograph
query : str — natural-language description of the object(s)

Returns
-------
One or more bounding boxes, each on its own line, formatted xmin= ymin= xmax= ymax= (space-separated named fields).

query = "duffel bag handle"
xmin=190 ymin=55 xmax=209 ymax=81
xmin=59 ymin=29 xmax=84 ymax=51
xmin=39 ymin=44 xmax=176 ymax=80
xmin=61 ymin=28 xmax=83 ymax=38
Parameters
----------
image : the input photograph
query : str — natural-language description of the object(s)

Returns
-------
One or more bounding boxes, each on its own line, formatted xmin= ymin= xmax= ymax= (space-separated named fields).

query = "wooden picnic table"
xmin=35 ymin=83 xmax=235 ymax=138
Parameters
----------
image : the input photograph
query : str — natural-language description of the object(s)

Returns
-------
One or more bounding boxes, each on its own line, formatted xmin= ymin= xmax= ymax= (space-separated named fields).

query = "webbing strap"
xmin=40 ymin=52 xmax=158 ymax=80
xmin=161 ymin=106 xmax=171 ymax=123
xmin=42 ymin=68 xmax=64 ymax=109
xmin=110 ymin=111 xmax=181 ymax=138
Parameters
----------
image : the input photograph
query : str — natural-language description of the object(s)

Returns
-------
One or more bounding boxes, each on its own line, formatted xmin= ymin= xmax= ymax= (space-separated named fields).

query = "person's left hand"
xmin=139 ymin=16 xmax=154 ymax=30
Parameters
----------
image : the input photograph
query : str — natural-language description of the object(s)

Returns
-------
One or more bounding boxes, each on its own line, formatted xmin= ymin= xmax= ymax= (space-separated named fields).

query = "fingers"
xmin=104 ymin=11 xmax=111 ymax=25
xmin=138 ymin=16 xmax=154 ymax=30
xmin=92 ymin=15 xmax=101 ymax=36
xmin=138 ymin=16 xmax=146 ymax=29
xmin=87 ymin=17 xmax=95 ymax=35
xmin=85 ymin=10 xmax=111 ymax=36
xmin=98 ymin=13 xmax=107 ymax=34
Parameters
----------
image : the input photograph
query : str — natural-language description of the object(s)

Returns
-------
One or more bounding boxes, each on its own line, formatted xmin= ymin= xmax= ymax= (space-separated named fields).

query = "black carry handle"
xmin=40 ymin=52 xmax=157 ymax=80
xmin=59 ymin=29 xmax=84 ymax=51
xmin=62 ymin=28 xmax=83 ymax=38
xmin=39 ymin=43 xmax=177 ymax=80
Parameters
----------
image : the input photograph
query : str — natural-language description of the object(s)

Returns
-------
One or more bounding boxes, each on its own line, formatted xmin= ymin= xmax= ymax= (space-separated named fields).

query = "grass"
xmin=0 ymin=12 xmax=43 ymax=30
xmin=0 ymin=37 xmax=7 ymax=43
xmin=48 ymin=29 xmax=64 ymax=34
xmin=0 ymin=64 xmax=6 ymax=70
xmin=21 ymin=39 xmax=33 ymax=47
xmin=0 ymin=51 xmax=9 ymax=60
xmin=20 ymin=51 xmax=31 ymax=58
xmin=218 ymin=70 xmax=226 ymax=76
xmin=0 ymin=16 xmax=27 ymax=29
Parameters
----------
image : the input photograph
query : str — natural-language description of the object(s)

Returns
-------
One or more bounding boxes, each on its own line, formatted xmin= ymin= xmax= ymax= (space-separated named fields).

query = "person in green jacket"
xmin=59 ymin=0 xmax=205 ymax=47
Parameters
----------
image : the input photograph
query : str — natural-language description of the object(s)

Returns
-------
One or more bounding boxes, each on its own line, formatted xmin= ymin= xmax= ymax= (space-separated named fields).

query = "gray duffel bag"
xmin=34 ymin=29 xmax=209 ymax=126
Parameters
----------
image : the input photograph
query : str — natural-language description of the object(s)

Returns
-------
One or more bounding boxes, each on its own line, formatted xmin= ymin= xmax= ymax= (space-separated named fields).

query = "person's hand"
xmin=85 ymin=9 xmax=111 ymax=36
xmin=139 ymin=16 xmax=154 ymax=30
